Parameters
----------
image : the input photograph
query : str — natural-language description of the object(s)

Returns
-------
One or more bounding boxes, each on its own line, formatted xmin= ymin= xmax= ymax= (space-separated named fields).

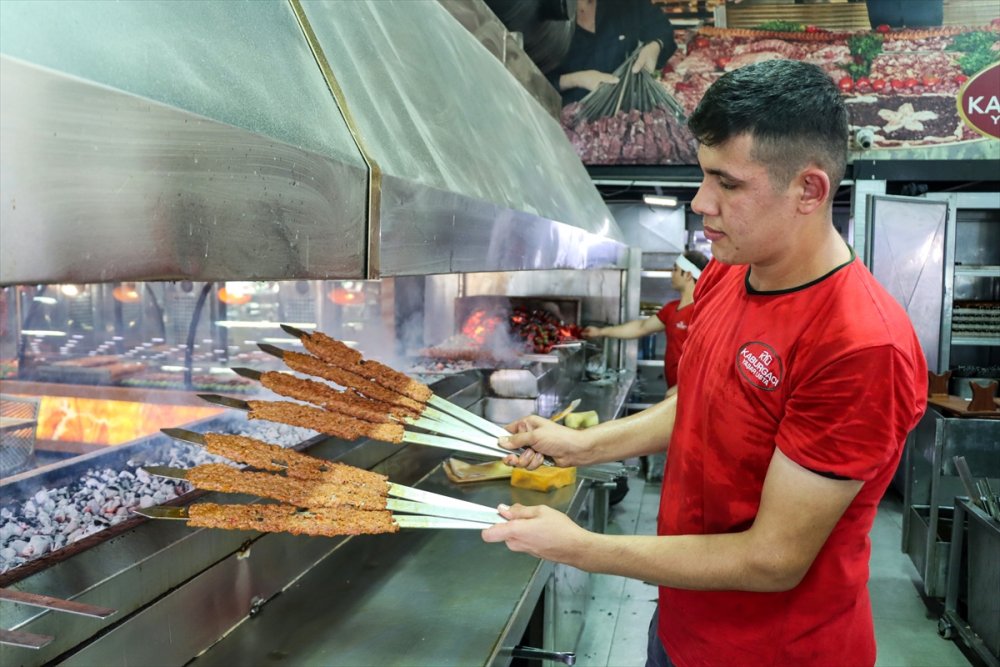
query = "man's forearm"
xmin=570 ymin=531 xmax=796 ymax=593
xmin=596 ymin=319 xmax=652 ymax=339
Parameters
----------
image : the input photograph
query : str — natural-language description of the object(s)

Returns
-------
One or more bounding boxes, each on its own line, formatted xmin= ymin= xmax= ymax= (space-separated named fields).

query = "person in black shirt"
xmin=549 ymin=0 xmax=677 ymax=106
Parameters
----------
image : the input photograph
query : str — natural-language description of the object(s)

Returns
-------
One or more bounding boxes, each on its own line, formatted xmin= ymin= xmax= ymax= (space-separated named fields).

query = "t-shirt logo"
xmin=736 ymin=341 xmax=783 ymax=391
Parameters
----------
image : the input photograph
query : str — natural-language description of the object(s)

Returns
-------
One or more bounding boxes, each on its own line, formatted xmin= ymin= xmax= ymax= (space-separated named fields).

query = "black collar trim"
xmin=745 ymin=246 xmax=856 ymax=296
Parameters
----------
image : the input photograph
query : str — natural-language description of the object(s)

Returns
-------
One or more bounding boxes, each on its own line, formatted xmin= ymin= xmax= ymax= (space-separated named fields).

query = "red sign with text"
xmin=958 ymin=62 xmax=1000 ymax=140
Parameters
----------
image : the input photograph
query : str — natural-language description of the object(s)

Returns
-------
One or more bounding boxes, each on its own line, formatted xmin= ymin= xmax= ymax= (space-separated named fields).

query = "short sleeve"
xmin=776 ymin=345 xmax=926 ymax=482
xmin=656 ymin=300 xmax=676 ymax=325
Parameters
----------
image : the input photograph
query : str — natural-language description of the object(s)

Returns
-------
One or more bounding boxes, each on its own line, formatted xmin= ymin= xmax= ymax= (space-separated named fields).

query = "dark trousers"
xmin=646 ymin=608 xmax=676 ymax=667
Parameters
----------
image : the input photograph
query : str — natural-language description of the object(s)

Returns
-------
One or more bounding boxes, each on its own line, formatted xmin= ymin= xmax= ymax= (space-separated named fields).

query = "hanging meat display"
xmin=562 ymin=20 xmax=1000 ymax=164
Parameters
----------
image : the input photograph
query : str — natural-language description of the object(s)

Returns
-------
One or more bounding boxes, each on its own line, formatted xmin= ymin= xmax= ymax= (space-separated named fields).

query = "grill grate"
xmin=0 ymin=395 xmax=40 ymax=477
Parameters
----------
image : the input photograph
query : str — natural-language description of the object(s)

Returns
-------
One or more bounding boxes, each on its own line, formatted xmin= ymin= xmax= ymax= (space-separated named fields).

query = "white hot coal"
xmin=0 ymin=421 xmax=316 ymax=574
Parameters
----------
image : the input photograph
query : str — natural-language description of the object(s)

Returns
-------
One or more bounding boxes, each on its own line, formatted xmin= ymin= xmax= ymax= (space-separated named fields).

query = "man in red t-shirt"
xmin=484 ymin=59 xmax=927 ymax=667
xmin=583 ymin=250 xmax=709 ymax=391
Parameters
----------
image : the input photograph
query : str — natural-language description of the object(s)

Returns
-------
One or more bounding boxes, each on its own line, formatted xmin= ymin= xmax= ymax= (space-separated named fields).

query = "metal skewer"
xmin=133 ymin=504 xmax=496 ymax=530
xmin=229 ymin=366 xmax=502 ymax=450
xmin=143 ymin=466 xmax=503 ymax=524
xmin=0 ymin=589 xmax=116 ymax=619
xmin=160 ymin=427 xmax=505 ymax=512
xmin=254 ymin=344 xmax=492 ymax=438
xmin=268 ymin=327 xmax=560 ymax=466
xmin=195 ymin=393 xmax=515 ymax=461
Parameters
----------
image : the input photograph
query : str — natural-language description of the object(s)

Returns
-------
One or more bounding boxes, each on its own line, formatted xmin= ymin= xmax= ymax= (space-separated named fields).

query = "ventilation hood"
xmin=0 ymin=0 xmax=626 ymax=286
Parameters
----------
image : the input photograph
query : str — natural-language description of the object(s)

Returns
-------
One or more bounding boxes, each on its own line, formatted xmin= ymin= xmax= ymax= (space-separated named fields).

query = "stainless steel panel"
xmin=0 ymin=57 xmax=368 ymax=285
xmin=300 ymin=1 xmax=621 ymax=243
xmin=437 ymin=0 xmax=561 ymax=119
xmin=0 ymin=0 xmax=360 ymax=164
xmin=60 ymin=533 xmax=347 ymax=667
xmin=851 ymin=180 xmax=887 ymax=262
xmin=902 ymin=407 xmax=1000 ymax=598
xmin=865 ymin=195 xmax=949 ymax=372
xmin=378 ymin=178 xmax=628 ymax=277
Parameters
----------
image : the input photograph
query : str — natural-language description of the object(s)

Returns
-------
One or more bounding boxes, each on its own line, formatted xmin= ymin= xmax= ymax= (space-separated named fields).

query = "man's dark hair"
xmin=687 ymin=59 xmax=848 ymax=193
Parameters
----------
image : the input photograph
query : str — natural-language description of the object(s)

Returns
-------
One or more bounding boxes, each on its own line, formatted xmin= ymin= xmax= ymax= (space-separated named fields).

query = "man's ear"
xmin=796 ymin=167 xmax=831 ymax=215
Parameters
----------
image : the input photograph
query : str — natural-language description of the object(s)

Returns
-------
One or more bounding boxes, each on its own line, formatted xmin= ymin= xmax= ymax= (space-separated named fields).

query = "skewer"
xmin=256 ymin=343 xmax=491 ymax=437
xmin=196 ymin=394 xmax=515 ymax=461
xmin=267 ymin=327 xmax=555 ymax=465
xmin=230 ymin=367 xmax=502 ymax=450
xmin=162 ymin=428 xmax=508 ymax=510
xmin=142 ymin=465 xmax=504 ymax=525
xmin=270 ymin=328 xmax=513 ymax=440
xmin=133 ymin=503 xmax=496 ymax=532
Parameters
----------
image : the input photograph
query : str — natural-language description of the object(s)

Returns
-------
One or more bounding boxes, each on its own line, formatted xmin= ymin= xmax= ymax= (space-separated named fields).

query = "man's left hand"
xmin=481 ymin=504 xmax=589 ymax=563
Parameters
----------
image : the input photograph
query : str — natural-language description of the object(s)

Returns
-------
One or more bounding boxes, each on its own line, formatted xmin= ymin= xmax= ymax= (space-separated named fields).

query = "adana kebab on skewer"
xmin=186 ymin=503 xmax=398 ymax=536
xmin=273 ymin=326 xmax=522 ymax=441
xmin=280 ymin=349 xmax=425 ymax=414
xmin=298 ymin=330 xmax=432 ymax=403
xmin=202 ymin=432 xmax=386 ymax=484
xmin=182 ymin=463 xmax=388 ymax=509
xmin=247 ymin=400 xmax=406 ymax=443
xmin=255 ymin=370 xmax=415 ymax=423
xmin=233 ymin=366 xmax=504 ymax=451
xmin=250 ymin=326 xmax=556 ymax=463
xmin=166 ymin=429 xmax=508 ymax=512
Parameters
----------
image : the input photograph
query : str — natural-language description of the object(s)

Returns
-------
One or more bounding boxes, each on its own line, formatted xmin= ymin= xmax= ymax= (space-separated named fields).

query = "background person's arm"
xmin=583 ymin=315 xmax=665 ymax=340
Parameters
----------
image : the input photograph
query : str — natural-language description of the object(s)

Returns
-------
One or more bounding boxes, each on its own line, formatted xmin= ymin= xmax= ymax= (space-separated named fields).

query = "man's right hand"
xmin=562 ymin=70 xmax=620 ymax=92
xmin=581 ymin=326 xmax=603 ymax=339
xmin=499 ymin=415 xmax=591 ymax=469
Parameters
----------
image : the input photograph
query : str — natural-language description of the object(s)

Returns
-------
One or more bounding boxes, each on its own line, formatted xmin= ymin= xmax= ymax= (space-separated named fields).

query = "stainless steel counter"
xmin=189 ymin=468 xmax=589 ymax=667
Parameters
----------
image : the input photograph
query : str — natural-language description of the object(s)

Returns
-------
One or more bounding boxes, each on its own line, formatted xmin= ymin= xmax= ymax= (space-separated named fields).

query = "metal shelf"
xmin=637 ymin=359 xmax=661 ymax=367
xmin=0 ymin=417 xmax=37 ymax=433
xmin=954 ymin=265 xmax=1000 ymax=278
xmin=952 ymin=337 xmax=1000 ymax=347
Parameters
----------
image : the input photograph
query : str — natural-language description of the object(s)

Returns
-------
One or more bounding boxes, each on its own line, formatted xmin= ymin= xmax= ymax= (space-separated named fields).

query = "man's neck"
xmin=748 ymin=224 xmax=851 ymax=292
xmin=678 ymin=282 xmax=696 ymax=308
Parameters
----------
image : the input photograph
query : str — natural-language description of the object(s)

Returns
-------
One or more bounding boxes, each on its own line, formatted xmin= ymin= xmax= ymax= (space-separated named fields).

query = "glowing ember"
xmin=461 ymin=309 xmax=504 ymax=344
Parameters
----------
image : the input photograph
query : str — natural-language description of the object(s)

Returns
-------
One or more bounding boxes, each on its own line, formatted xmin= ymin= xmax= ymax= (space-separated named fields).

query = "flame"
xmin=217 ymin=286 xmax=252 ymax=306
xmin=30 ymin=396 xmax=223 ymax=445
xmin=461 ymin=309 xmax=504 ymax=344
xmin=329 ymin=288 xmax=365 ymax=306
xmin=112 ymin=284 xmax=141 ymax=303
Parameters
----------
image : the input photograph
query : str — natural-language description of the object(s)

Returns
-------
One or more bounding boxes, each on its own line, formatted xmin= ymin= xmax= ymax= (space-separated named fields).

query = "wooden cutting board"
xmin=928 ymin=394 xmax=1000 ymax=419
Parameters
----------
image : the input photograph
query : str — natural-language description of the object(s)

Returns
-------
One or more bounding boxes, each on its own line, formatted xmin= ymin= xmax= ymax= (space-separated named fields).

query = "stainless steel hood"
xmin=0 ymin=0 xmax=625 ymax=286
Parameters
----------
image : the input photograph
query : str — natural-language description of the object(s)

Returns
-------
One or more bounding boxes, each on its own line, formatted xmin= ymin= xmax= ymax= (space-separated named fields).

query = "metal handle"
xmin=511 ymin=645 xmax=576 ymax=665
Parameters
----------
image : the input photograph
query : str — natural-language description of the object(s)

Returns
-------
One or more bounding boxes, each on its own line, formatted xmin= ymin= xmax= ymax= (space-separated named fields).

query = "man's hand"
xmin=499 ymin=415 xmax=591 ymax=469
xmin=562 ymin=70 xmax=620 ymax=92
xmin=581 ymin=325 xmax=603 ymax=339
xmin=481 ymin=504 xmax=590 ymax=563
xmin=632 ymin=40 xmax=662 ymax=74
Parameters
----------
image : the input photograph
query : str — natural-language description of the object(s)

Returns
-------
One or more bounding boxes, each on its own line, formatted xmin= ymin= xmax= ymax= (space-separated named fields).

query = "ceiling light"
xmin=643 ymin=194 xmax=678 ymax=207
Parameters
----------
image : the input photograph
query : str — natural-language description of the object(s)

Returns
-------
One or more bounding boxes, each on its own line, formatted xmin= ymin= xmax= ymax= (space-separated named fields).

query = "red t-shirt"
xmin=658 ymin=256 xmax=927 ymax=667
xmin=656 ymin=299 xmax=694 ymax=387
